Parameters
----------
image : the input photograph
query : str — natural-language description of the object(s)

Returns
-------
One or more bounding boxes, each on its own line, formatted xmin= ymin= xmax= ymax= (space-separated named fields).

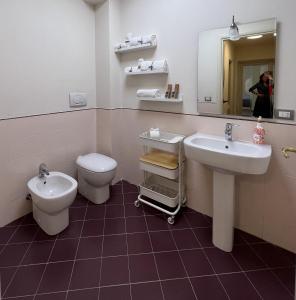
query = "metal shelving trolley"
xmin=135 ymin=130 xmax=186 ymax=224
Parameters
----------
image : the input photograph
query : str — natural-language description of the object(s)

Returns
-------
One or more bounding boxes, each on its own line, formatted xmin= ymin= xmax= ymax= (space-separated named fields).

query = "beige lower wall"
xmin=0 ymin=109 xmax=96 ymax=227
xmin=97 ymin=108 xmax=296 ymax=253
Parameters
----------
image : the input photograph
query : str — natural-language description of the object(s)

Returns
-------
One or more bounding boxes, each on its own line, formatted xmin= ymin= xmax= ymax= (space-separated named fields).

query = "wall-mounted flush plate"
xmin=274 ymin=109 xmax=294 ymax=120
xmin=69 ymin=93 xmax=87 ymax=107
xmin=204 ymin=96 xmax=212 ymax=102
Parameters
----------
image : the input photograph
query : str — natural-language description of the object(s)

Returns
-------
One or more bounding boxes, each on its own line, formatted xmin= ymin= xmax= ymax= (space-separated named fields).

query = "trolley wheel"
xmin=134 ymin=200 xmax=141 ymax=208
xmin=167 ymin=216 xmax=175 ymax=225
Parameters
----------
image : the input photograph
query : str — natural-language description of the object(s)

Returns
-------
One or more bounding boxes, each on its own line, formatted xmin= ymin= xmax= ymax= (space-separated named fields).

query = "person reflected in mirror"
xmin=249 ymin=72 xmax=274 ymax=118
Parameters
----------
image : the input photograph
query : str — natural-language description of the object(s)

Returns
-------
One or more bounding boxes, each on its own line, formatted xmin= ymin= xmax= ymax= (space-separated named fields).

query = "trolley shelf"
xmin=136 ymin=130 xmax=186 ymax=224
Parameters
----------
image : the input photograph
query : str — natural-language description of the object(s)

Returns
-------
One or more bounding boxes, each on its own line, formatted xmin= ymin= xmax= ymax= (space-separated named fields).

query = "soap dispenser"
xmin=253 ymin=116 xmax=265 ymax=144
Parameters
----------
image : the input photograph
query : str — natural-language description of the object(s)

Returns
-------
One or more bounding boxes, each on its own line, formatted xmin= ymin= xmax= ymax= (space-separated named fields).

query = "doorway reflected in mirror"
xmin=223 ymin=33 xmax=276 ymax=118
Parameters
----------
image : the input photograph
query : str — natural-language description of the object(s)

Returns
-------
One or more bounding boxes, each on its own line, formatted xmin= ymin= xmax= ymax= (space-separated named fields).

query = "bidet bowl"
xmin=27 ymin=172 xmax=78 ymax=214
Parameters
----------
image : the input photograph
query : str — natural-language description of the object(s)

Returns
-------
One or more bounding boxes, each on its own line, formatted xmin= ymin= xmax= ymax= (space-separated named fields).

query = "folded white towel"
xmin=132 ymin=66 xmax=139 ymax=72
xmin=140 ymin=60 xmax=153 ymax=71
xmin=137 ymin=89 xmax=161 ymax=98
xmin=152 ymin=59 xmax=167 ymax=71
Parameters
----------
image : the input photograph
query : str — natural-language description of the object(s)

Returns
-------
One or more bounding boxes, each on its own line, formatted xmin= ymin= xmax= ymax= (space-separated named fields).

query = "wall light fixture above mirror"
xmin=197 ymin=18 xmax=290 ymax=122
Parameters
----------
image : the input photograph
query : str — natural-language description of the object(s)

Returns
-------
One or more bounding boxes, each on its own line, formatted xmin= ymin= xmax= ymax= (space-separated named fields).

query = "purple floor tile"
xmin=0 ymin=267 xmax=17 ymax=293
xmin=155 ymin=251 xmax=186 ymax=280
xmin=102 ymin=234 xmax=127 ymax=257
xmin=192 ymin=227 xmax=213 ymax=247
xmin=0 ymin=243 xmax=30 ymax=267
xmin=169 ymin=215 xmax=190 ymax=229
xmin=38 ymin=261 xmax=73 ymax=293
xmin=161 ymin=278 xmax=196 ymax=300
xmin=126 ymin=217 xmax=147 ymax=233
xmin=129 ymin=253 xmax=158 ymax=283
xmin=185 ymin=212 xmax=211 ymax=228
xmin=251 ymin=243 xmax=295 ymax=268
xmin=125 ymin=203 xmax=144 ymax=217
xmin=69 ymin=207 xmax=87 ymax=222
xmin=142 ymin=205 xmax=163 ymax=216
xmin=76 ymin=237 xmax=103 ymax=259
xmin=107 ymin=194 xmax=124 ymax=205
xmin=127 ymin=232 xmax=152 ymax=254
xmin=122 ymin=181 xmax=138 ymax=193
xmin=57 ymin=221 xmax=83 ymax=239
xmin=145 ymin=215 xmax=169 ymax=231
xmin=180 ymin=249 xmax=214 ymax=276
xmin=21 ymin=213 xmax=37 ymax=226
xmin=247 ymin=269 xmax=294 ymax=299
xmin=131 ymin=282 xmax=163 ymax=300
xmin=191 ymin=276 xmax=228 ymax=300
xmin=71 ymin=194 xmax=88 ymax=207
xmin=233 ymin=229 xmax=248 ymax=245
xmin=9 ymin=225 xmax=39 ymax=243
xmin=100 ymin=256 xmax=129 ymax=286
xmin=104 ymin=218 xmax=125 ymax=235
xmin=5 ymin=264 xmax=45 ymax=297
xmin=22 ymin=241 xmax=54 ymax=265
xmin=123 ymin=193 xmax=138 ymax=204
xmin=100 ymin=285 xmax=131 ymax=300
xmin=81 ymin=220 xmax=104 ymax=237
xmin=34 ymin=229 xmax=56 ymax=242
xmin=172 ymin=229 xmax=201 ymax=250
xmin=219 ymin=273 xmax=261 ymax=300
xmin=232 ymin=245 xmax=265 ymax=271
xmin=69 ymin=258 xmax=101 ymax=289
xmin=239 ymin=230 xmax=266 ymax=244
xmin=272 ymin=267 xmax=295 ymax=294
xmin=67 ymin=288 xmax=99 ymax=300
xmin=110 ymin=184 xmax=123 ymax=195
xmin=205 ymin=247 xmax=241 ymax=274
xmin=0 ymin=226 xmax=17 ymax=244
xmin=85 ymin=205 xmax=106 ymax=220
xmin=35 ymin=292 xmax=66 ymax=299
xmin=150 ymin=231 xmax=176 ymax=252
xmin=105 ymin=205 xmax=125 ymax=219
xmin=49 ymin=238 xmax=79 ymax=262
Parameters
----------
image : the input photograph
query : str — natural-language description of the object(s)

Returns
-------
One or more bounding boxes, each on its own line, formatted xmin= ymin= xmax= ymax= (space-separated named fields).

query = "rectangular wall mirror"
xmin=197 ymin=18 xmax=281 ymax=120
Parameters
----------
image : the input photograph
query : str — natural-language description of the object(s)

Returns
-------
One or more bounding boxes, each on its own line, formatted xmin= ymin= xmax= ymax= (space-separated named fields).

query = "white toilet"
xmin=76 ymin=153 xmax=117 ymax=204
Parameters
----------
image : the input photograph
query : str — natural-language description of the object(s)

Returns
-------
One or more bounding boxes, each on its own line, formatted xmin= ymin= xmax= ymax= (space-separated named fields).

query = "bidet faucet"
xmin=39 ymin=163 xmax=49 ymax=179
xmin=225 ymin=123 xmax=239 ymax=141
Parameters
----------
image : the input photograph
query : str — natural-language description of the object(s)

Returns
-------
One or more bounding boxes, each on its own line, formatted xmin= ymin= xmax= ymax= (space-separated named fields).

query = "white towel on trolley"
xmin=137 ymin=89 xmax=161 ymax=98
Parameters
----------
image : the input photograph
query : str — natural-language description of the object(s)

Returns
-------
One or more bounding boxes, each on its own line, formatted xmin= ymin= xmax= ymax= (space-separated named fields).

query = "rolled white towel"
xmin=115 ymin=42 xmax=127 ymax=50
xmin=137 ymin=89 xmax=161 ymax=98
xmin=140 ymin=60 xmax=153 ymax=71
xmin=141 ymin=34 xmax=156 ymax=44
xmin=124 ymin=66 xmax=133 ymax=73
xmin=129 ymin=36 xmax=141 ymax=46
xmin=152 ymin=59 xmax=167 ymax=71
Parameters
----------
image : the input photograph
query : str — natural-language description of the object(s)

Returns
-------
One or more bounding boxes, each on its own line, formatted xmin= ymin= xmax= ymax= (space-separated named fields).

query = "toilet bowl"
xmin=27 ymin=172 xmax=78 ymax=235
xmin=76 ymin=153 xmax=117 ymax=204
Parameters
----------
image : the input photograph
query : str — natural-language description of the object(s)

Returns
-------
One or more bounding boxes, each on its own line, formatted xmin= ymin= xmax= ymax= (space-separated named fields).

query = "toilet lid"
xmin=76 ymin=153 xmax=117 ymax=173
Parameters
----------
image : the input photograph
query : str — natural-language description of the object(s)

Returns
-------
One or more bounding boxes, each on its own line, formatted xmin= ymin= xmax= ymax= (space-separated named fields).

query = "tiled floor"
xmin=0 ymin=180 xmax=295 ymax=300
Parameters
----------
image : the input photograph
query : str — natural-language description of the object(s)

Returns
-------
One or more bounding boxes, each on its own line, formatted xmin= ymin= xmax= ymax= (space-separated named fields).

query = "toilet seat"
xmin=76 ymin=153 xmax=117 ymax=173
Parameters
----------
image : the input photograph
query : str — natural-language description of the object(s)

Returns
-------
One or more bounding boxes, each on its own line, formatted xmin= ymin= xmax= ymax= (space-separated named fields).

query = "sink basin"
xmin=28 ymin=172 xmax=77 ymax=235
xmin=184 ymin=132 xmax=272 ymax=252
xmin=184 ymin=133 xmax=272 ymax=174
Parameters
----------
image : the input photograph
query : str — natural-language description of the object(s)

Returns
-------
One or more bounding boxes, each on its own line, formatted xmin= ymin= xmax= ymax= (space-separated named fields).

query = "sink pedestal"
xmin=213 ymin=171 xmax=235 ymax=252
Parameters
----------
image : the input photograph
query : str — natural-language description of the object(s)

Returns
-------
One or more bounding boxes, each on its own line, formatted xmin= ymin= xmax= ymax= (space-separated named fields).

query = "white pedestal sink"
xmin=184 ymin=133 xmax=271 ymax=252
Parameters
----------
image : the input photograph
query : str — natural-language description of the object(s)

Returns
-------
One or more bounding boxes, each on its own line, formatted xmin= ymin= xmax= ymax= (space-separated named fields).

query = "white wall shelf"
xmin=126 ymin=68 xmax=168 ymax=76
xmin=115 ymin=35 xmax=157 ymax=54
xmin=115 ymin=40 xmax=157 ymax=54
xmin=138 ymin=95 xmax=183 ymax=103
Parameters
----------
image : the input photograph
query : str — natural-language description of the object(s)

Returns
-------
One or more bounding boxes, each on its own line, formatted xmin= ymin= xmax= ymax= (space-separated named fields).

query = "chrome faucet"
xmin=39 ymin=163 xmax=49 ymax=179
xmin=225 ymin=123 xmax=239 ymax=141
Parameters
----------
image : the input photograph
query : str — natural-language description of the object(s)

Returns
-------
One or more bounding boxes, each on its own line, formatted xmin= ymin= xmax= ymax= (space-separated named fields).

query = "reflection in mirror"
xmin=223 ymin=33 xmax=276 ymax=118
xmin=197 ymin=18 xmax=280 ymax=120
